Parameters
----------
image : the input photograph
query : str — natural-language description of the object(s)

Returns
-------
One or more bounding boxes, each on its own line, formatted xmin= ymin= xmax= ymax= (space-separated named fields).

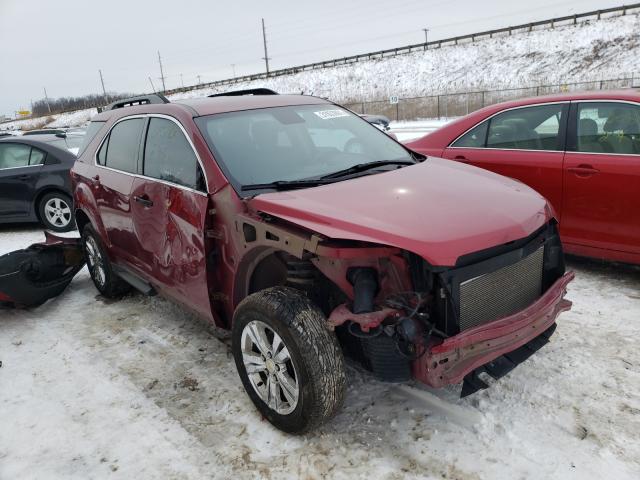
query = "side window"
xmin=78 ymin=121 xmax=106 ymax=156
xmin=29 ymin=148 xmax=46 ymax=165
xmin=487 ymin=104 xmax=565 ymax=151
xmin=104 ymin=118 xmax=144 ymax=173
xmin=451 ymin=122 xmax=488 ymax=148
xmin=576 ymin=102 xmax=640 ymax=154
xmin=97 ymin=135 xmax=108 ymax=165
xmin=0 ymin=143 xmax=32 ymax=169
xmin=143 ymin=118 xmax=204 ymax=191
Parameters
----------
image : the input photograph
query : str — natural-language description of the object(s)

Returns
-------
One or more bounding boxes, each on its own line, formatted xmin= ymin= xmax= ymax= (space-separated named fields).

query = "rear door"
xmin=130 ymin=116 xmax=212 ymax=319
xmin=562 ymin=101 xmax=640 ymax=255
xmin=441 ymin=103 xmax=569 ymax=215
xmin=93 ymin=117 xmax=145 ymax=264
xmin=0 ymin=143 xmax=46 ymax=218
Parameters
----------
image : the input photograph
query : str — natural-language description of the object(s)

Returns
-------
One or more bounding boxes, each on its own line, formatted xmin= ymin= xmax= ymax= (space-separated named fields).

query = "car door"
xmin=562 ymin=101 xmax=640 ymax=256
xmin=130 ymin=116 xmax=212 ymax=319
xmin=441 ymin=103 xmax=569 ymax=215
xmin=0 ymin=143 xmax=46 ymax=218
xmin=94 ymin=117 xmax=145 ymax=264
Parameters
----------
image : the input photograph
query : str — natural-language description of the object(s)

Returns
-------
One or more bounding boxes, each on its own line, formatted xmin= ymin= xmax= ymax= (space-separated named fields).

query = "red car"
xmin=71 ymin=90 xmax=572 ymax=433
xmin=407 ymin=90 xmax=640 ymax=265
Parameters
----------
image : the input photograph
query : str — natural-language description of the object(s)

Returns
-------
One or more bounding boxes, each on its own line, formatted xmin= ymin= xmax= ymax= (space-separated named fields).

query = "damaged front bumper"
xmin=413 ymin=271 xmax=574 ymax=389
xmin=0 ymin=232 xmax=85 ymax=309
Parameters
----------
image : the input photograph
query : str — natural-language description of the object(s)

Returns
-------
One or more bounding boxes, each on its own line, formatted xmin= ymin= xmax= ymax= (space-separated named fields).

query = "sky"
xmin=0 ymin=0 xmax=628 ymax=116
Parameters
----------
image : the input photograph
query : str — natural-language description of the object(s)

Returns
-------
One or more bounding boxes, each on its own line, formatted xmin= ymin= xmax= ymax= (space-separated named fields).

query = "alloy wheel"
xmin=44 ymin=197 xmax=72 ymax=229
xmin=240 ymin=320 xmax=300 ymax=415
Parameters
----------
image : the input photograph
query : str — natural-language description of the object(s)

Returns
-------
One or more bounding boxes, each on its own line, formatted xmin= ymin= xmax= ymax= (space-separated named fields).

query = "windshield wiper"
xmin=320 ymin=159 xmax=416 ymax=180
xmin=241 ymin=179 xmax=333 ymax=192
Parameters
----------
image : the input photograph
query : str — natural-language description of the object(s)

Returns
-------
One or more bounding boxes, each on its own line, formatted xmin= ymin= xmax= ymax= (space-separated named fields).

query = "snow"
xmin=1 ymin=224 xmax=639 ymax=480
xmin=1 ymin=13 xmax=640 ymax=476
xmin=2 ymin=12 xmax=639 ymax=133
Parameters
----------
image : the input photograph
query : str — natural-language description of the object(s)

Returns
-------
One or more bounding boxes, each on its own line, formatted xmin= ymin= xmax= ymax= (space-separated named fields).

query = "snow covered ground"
xmin=2 ymin=11 xmax=639 ymax=133
xmin=1 ymin=224 xmax=639 ymax=480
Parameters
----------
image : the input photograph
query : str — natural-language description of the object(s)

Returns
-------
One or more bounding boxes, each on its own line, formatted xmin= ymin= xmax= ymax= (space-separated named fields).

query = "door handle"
xmin=454 ymin=155 xmax=469 ymax=162
xmin=17 ymin=175 xmax=30 ymax=180
xmin=134 ymin=195 xmax=154 ymax=207
xmin=568 ymin=164 xmax=599 ymax=177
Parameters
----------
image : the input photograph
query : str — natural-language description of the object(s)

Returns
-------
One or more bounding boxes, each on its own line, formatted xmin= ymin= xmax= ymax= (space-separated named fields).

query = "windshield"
xmin=195 ymin=104 xmax=411 ymax=191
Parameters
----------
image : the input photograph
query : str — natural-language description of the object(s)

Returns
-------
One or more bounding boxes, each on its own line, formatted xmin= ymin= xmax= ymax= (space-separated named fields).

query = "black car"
xmin=0 ymin=136 xmax=77 ymax=231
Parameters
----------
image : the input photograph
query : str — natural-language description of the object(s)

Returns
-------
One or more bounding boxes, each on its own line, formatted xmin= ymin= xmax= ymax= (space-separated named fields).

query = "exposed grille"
xmin=459 ymin=246 xmax=544 ymax=331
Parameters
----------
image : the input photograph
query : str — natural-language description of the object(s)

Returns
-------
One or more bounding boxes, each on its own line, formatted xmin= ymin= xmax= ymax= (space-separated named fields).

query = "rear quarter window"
xmin=78 ymin=121 xmax=106 ymax=156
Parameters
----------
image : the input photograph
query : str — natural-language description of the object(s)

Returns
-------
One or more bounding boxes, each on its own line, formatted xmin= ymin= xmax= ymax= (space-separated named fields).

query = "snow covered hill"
xmin=2 ymin=10 xmax=640 ymax=131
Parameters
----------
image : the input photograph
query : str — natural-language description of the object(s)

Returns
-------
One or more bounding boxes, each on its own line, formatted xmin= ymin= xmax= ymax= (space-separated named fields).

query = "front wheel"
xmin=232 ymin=287 xmax=346 ymax=434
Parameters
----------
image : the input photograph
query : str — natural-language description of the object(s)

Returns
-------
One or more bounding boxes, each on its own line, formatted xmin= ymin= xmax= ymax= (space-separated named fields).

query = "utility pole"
xmin=157 ymin=50 xmax=166 ymax=91
xmin=197 ymin=75 xmax=202 ymax=85
xmin=99 ymin=69 xmax=107 ymax=99
xmin=231 ymin=64 xmax=236 ymax=77
xmin=43 ymin=87 xmax=51 ymax=113
xmin=423 ymin=28 xmax=429 ymax=49
xmin=261 ymin=18 xmax=271 ymax=75
xmin=148 ymin=76 xmax=157 ymax=93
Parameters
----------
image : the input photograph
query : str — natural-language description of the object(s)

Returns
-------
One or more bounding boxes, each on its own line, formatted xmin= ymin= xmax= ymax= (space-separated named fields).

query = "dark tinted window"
xmin=97 ymin=137 xmax=108 ymax=165
xmin=29 ymin=148 xmax=46 ymax=165
xmin=79 ymin=121 xmax=105 ymax=156
xmin=0 ymin=143 xmax=32 ymax=169
xmin=452 ymin=122 xmax=488 ymax=148
xmin=576 ymin=102 xmax=640 ymax=154
xmin=105 ymin=118 xmax=144 ymax=173
xmin=487 ymin=104 xmax=565 ymax=151
xmin=143 ymin=118 xmax=203 ymax=190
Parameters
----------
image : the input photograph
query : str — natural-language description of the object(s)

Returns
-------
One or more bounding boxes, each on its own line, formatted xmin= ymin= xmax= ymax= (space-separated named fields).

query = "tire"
xmin=38 ymin=192 xmax=75 ymax=232
xmin=232 ymin=286 xmax=346 ymax=434
xmin=82 ymin=225 xmax=131 ymax=298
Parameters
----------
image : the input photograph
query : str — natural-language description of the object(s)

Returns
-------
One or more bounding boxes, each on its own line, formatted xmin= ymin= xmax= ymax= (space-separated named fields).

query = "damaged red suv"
xmin=71 ymin=90 xmax=573 ymax=433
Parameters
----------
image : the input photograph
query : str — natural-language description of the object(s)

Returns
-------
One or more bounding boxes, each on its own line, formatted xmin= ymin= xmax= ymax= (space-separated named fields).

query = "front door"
xmin=130 ymin=116 xmax=212 ymax=319
xmin=0 ymin=143 xmax=45 ymax=218
xmin=562 ymin=101 xmax=640 ymax=257
xmin=442 ymin=103 xmax=569 ymax=215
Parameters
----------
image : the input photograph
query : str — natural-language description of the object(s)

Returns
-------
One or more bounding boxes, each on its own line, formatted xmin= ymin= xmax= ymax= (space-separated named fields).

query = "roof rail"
xmin=208 ymin=88 xmax=278 ymax=98
xmin=97 ymin=94 xmax=170 ymax=113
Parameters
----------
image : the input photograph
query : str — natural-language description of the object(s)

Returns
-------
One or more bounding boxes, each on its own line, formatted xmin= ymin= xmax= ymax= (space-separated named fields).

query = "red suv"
xmin=72 ymin=90 xmax=573 ymax=433
xmin=407 ymin=90 xmax=640 ymax=265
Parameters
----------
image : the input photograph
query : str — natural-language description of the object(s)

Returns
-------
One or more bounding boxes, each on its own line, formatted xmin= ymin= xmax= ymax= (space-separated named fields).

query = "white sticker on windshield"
xmin=314 ymin=109 xmax=349 ymax=120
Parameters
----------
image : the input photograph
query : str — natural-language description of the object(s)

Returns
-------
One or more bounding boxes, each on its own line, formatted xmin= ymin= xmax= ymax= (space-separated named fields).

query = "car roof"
xmin=92 ymin=94 xmax=332 ymax=121
xmin=487 ymin=89 xmax=640 ymax=110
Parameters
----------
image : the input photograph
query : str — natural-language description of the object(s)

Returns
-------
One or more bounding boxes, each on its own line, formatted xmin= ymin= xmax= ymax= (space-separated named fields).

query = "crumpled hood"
xmin=248 ymin=157 xmax=552 ymax=266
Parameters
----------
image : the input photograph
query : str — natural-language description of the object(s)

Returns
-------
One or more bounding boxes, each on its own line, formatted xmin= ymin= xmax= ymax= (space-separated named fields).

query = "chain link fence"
xmin=343 ymin=76 xmax=639 ymax=121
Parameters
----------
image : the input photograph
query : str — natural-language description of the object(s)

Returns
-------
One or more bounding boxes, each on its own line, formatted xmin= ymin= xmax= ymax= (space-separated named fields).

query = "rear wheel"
xmin=82 ymin=225 xmax=131 ymax=298
xmin=39 ymin=192 xmax=74 ymax=232
xmin=232 ymin=287 xmax=346 ymax=434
